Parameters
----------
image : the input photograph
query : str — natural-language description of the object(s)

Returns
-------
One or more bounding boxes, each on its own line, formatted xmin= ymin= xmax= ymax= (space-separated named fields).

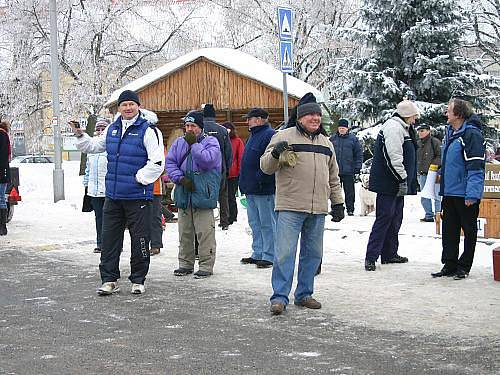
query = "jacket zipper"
xmin=114 ymin=123 xmax=135 ymax=198
xmin=311 ymin=137 xmax=317 ymax=213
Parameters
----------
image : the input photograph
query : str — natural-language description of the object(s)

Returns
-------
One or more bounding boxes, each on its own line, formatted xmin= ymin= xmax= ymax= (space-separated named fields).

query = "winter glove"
xmin=184 ymin=132 xmax=197 ymax=146
xmin=330 ymin=204 xmax=345 ymax=222
xmin=271 ymin=141 xmax=289 ymax=159
xmin=396 ymin=181 xmax=408 ymax=197
xmin=180 ymin=177 xmax=195 ymax=192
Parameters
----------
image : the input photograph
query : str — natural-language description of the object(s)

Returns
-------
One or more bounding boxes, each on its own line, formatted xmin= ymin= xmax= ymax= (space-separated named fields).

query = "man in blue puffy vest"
xmin=330 ymin=118 xmax=363 ymax=216
xmin=431 ymin=98 xmax=485 ymax=280
xmin=71 ymin=90 xmax=165 ymax=296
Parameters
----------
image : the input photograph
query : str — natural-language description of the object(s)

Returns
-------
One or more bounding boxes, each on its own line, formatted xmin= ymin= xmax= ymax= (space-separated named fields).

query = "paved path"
xmin=1 ymin=248 xmax=499 ymax=375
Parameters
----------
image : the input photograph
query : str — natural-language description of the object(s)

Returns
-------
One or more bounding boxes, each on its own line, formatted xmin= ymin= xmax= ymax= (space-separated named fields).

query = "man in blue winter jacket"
xmin=71 ymin=90 xmax=165 ymax=296
xmin=330 ymin=118 xmax=363 ymax=215
xmin=239 ymin=108 xmax=276 ymax=269
xmin=432 ymin=98 xmax=485 ymax=280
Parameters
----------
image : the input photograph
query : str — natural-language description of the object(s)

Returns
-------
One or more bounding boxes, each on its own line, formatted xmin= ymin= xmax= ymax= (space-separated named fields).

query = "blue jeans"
xmin=246 ymin=194 xmax=276 ymax=262
xmin=271 ymin=211 xmax=325 ymax=305
xmin=0 ymin=183 xmax=7 ymax=209
xmin=417 ymin=174 xmax=441 ymax=219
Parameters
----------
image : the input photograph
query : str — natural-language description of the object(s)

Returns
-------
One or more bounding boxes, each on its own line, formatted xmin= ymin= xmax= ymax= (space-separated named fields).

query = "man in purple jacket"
xmin=166 ymin=110 xmax=222 ymax=279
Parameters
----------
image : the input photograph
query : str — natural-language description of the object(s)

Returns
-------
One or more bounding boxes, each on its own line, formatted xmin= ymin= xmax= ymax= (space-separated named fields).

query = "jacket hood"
xmin=466 ymin=114 xmax=484 ymax=130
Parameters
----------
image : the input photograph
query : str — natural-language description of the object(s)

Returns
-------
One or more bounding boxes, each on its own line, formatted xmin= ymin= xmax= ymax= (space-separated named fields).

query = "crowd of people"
xmin=56 ymin=90 xmax=486 ymax=314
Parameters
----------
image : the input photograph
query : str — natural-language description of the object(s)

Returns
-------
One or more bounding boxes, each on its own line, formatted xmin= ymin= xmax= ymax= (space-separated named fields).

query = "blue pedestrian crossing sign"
xmin=280 ymin=40 xmax=293 ymax=73
xmin=277 ymin=7 xmax=293 ymax=40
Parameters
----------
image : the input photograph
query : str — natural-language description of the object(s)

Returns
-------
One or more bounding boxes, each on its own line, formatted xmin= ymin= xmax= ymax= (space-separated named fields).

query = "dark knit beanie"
xmin=338 ymin=118 xmax=349 ymax=128
xmin=299 ymin=92 xmax=317 ymax=106
xmin=203 ymin=104 xmax=216 ymax=118
xmin=183 ymin=110 xmax=204 ymax=129
xmin=297 ymin=102 xmax=322 ymax=119
xmin=117 ymin=90 xmax=140 ymax=106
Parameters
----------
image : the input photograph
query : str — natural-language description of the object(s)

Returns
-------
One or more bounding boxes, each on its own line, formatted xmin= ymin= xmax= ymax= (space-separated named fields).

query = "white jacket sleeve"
xmin=383 ymin=121 xmax=407 ymax=181
xmin=75 ymin=127 xmax=107 ymax=154
xmin=135 ymin=127 xmax=165 ymax=185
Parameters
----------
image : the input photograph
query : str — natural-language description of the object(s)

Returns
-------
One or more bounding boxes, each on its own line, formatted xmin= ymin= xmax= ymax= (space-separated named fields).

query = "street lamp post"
xmin=49 ymin=0 xmax=65 ymax=202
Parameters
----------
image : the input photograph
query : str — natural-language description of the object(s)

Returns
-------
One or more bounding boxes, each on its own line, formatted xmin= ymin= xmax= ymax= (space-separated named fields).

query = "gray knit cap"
xmin=297 ymin=102 xmax=322 ymax=119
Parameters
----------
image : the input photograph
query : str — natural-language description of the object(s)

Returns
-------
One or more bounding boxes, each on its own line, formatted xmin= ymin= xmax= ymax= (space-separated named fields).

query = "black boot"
xmin=0 ymin=208 xmax=7 ymax=236
xmin=365 ymin=259 xmax=376 ymax=271
xmin=431 ymin=266 xmax=456 ymax=278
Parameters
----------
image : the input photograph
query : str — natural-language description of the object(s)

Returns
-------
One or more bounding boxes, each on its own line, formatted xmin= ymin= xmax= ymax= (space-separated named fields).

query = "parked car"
xmin=10 ymin=155 xmax=54 ymax=166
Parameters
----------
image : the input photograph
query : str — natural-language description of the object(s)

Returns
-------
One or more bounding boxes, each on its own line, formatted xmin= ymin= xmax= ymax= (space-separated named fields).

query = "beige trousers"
xmin=177 ymin=207 xmax=216 ymax=273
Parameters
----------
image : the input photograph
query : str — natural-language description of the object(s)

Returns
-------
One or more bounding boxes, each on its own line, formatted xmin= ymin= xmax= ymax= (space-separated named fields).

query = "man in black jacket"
xmin=330 ymin=118 xmax=363 ymax=215
xmin=203 ymin=104 xmax=233 ymax=230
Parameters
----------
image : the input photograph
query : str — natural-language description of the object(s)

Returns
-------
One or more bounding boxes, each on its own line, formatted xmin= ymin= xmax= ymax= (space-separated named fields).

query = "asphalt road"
xmin=0 ymin=248 xmax=498 ymax=375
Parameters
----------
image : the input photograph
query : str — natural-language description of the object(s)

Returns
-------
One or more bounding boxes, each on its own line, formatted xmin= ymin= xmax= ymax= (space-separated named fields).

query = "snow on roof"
xmin=105 ymin=48 xmax=324 ymax=107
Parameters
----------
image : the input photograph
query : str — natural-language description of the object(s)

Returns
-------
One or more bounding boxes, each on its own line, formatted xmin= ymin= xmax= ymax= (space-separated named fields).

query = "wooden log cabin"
xmin=105 ymin=48 xmax=324 ymax=143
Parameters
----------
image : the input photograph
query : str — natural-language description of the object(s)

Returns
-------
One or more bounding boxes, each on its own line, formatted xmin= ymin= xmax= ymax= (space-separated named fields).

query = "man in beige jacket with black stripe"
xmin=261 ymin=101 xmax=345 ymax=315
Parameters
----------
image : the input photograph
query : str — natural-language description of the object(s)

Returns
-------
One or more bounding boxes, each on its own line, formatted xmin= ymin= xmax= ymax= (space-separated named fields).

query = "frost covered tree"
xmin=206 ymin=0 xmax=361 ymax=90
xmin=0 ymin=0 xmax=199 ymax=152
xmin=331 ymin=0 xmax=499 ymax=125
xmin=467 ymin=0 xmax=500 ymax=67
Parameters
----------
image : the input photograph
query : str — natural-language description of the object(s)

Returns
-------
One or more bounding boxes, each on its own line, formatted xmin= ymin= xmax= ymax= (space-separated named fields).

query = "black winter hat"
xmin=203 ymin=104 xmax=216 ymax=118
xmin=338 ymin=118 xmax=349 ymax=128
xmin=243 ymin=107 xmax=269 ymax=119
xmin=297 ymin=102 xmax=322 ymax=119
xmin=298 ymin=92 xmax=317 ymax=106
xmin=117 ymin=90 xmax=140 ymax=106
xmin=183 ymin=110 xmax=204 ymax=129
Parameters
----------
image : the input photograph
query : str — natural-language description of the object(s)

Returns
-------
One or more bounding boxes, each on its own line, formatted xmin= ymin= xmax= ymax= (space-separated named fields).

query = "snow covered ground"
xmin=2 ymin=162 xmax=500 ymax=338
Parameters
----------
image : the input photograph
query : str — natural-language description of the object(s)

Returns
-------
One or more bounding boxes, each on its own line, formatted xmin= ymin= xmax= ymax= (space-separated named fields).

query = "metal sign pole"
xmin=278 ymin=6 xmax=293 ymax=126
xmin=49 ymin=0 xmax=65 ymax=202
xmin=282 ymin=73 xmax=289 ymax=124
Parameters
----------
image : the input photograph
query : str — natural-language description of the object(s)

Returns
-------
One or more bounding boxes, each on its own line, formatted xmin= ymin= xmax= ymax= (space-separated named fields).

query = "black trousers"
xmin=340 ymin=174 xmax=355 ymax=213
xmin=441 ymin=196 xmax=480 ymax=272
xmin=365 ymin=194 xmax=404 ymax=262
xmin=227 ymin=177 xmax=239 ymax=224
xmin=150 ymin=195 xmax=163 ymax=249
xmin=100 ymin=198 xmax=151 ymax=284
xmin=218 ymin=176 xmax=230 ymax=227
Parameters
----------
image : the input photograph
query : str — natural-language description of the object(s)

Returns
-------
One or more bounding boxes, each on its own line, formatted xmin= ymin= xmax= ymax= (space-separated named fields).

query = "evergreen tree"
xmin=331 ymin=0 xmax=499 ymax=125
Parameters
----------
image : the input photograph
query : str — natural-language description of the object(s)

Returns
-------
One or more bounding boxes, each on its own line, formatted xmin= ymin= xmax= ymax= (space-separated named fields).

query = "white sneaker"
xmin=131 ymin=283 xmax=145 ymax=294
xmin=97 ymin=282 xmax=119 ymax=296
